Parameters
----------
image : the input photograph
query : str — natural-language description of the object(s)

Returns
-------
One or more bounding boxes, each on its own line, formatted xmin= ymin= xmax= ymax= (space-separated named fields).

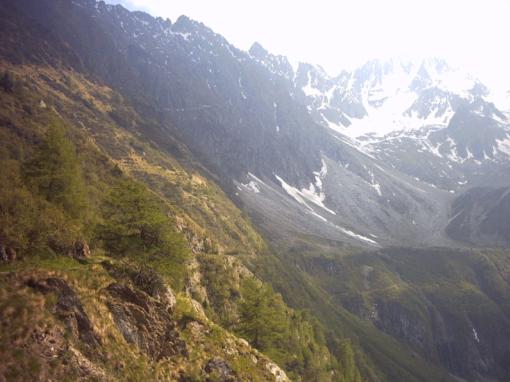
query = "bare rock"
xmin=105 ymin=283 xmax=187 ymax=361
xmin=0 ymin=245 xmax=7 ymax=262
xmin=185 ymin=320 xmax=209 ymax=343
xmin=26 ymin=277 xmax=101 ymax=349
xmin=133 ymin=267 xmax=176 ymax=311
xmin=68 ymin=240 xmax=91 ymax=260
xmin=0 ymin=245 xmax=17 ymax=262
xmin=68 ymin=346 xmax=110 ymax=381
xmin=264 ymin=361 xmax=290 ymax=382
xmin=204 ymin=357 xmax=240 ymax=382
xmin=30 ymin=326 xmax=68 ymax=360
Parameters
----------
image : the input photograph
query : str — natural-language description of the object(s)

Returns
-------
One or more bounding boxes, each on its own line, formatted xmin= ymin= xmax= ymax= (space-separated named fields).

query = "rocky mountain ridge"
xmin=5 ymin=0 xmax=509 ymax=248
xmin=2 ymin=1 xmax=510 ymax=381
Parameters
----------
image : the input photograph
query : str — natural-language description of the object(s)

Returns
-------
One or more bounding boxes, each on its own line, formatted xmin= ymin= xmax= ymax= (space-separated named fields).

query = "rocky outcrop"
xmin=26 ymin=277 xmax=100 ymax=349
xmin=0 ymin=266 xmax=291 ymax=381
xmin=175 ymin=216 xmax=219 ymax=255
xmin=372 ymin=299 xmax=429 ymax=352
xmin=102 ymin=262 xmax=177 ymax=312
xmin=132 ymin=266 xmax=176 ymax=311
xmin=105 ymin=283 xmax=186 ymax=361
xmin=264 ymin=361 xmax=290 ymax=382
xmin=0 ymin=245 xmax=16 ymax=262
xmin=203 ymin=357 xmax=240 ymax=382
xmin=67 ymin=240 xmax=91 ymax=260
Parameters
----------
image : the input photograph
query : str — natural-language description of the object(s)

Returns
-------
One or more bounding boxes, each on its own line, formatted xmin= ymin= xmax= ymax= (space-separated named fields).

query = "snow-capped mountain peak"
xmin=295 ymin=57 xmax=495 ymax=139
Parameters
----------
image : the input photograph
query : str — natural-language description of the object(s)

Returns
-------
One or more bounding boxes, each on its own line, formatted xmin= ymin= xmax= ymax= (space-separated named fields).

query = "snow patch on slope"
xmin=275 ymin=162 xmax=335 ymax=215
xmin=239 ymin=172 xmax=267 ymax=193
xmin=274 ymin=167 xmax=379 ymax=246
xmin=472 ymin=327 xmax=480 ymax=343
xmin=333 ymin=225 xmax=378 ymax=245
xmin=302 ymin=71 xmax=322 ymax=97
xmin=497 ymin=136 xmax=510 ymax=156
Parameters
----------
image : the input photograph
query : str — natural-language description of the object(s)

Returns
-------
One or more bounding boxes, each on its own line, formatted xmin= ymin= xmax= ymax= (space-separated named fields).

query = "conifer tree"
xmin=24 ymin=122 xmax=86 ymax=219
xmin=97 ymin=179 xmax=188 ymax=269
xmin=237 ymin=278 xmax=288 ymax=351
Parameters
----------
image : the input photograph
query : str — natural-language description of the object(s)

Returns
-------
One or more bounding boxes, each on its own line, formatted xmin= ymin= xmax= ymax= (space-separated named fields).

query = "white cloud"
xmin=107 ymin=0 xmax=510 ymax=91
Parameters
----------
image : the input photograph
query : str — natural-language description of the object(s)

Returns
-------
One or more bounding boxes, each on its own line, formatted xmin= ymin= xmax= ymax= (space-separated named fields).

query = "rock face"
xmin=132 ymin=267 xmax=177 ymax=311
xmin=264 ymin=361 xmax=290 ymax=382
xmin=203 ymin=357 xmax=240 ymax=382
xmin=0 ymin=266 xmax=292 ymax=382
xmin=296 ymin=247 xmax=510 ymax=381
xmin=446 ymin=186 xmax=510 ymax=246
xmin=105 ymin=283 xmax=186 ymax=361
xmin=26 ymin=277 xmax=100 ymax=349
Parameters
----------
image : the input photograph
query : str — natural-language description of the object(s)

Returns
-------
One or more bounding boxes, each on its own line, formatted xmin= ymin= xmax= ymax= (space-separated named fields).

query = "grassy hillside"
xmin=0 ymin=62 xmax=366 ymax=381
xmin=2 ymin=58 xmax=503 ymax=382
xmin=266 ymin=236 xmax=510 ymax=381
xmin=244 ymin=246 xmax=458 ymax=382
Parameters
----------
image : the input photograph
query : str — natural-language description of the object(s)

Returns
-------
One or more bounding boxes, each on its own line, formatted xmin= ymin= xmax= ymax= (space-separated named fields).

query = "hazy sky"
xmin=106 ymin=0 xmax=510 ymax=90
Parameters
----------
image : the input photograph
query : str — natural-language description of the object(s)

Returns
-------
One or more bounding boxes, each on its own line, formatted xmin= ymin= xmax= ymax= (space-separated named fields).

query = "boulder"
xmin=264 ymin=361 xmax=290 ymax=382
xmin=69 ymin=240 xmax=91 ymax=259
xmin=0 ymin=245 xmax=16 ymax=262
xmin=6 ymin=247 xmax=16 ymax=262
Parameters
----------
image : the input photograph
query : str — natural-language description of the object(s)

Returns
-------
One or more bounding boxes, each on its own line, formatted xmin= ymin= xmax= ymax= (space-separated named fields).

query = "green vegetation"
xmin=237 ymin=278 xmax=288 ymax=352
xmin=0 ymin=151 xmax=80 ymax=256
xmin=0 ymin=64 xmax=374 ymax=381
xmin=234 ymin=277 xmax=333 ymax=380
xmin=96 ymin=179 xmax=189 ymax=286
xmin=196 ymin=252 xmax=368 ymax=380
xmin=23 ymin=121 xmax=86 ymax=219
xmin=5 ymin=58 xmax=494 ymax=382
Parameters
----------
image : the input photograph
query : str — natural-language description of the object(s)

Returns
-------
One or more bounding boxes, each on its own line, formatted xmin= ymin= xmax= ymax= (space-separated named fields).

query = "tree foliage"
xmin=23 ymin=121 xmax=87 ymax=219
xmin=237 ymin=278 xmax=288 ymax=351
xmin=234 ymin=276 xmax=368 ymax=380
xmin=0 ymin=159 xmax=79 ymax=254
xmin=334 ymin=339 xmax=364 ymax=382
xmin=96 ymin=179 xmax=189 ymax=283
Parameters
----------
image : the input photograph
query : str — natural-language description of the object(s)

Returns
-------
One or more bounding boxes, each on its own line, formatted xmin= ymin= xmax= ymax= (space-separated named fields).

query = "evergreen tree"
xmin=237 ymin=278 xmax=288 ymax=351
xmin=334 ymin=339 xmax=363 ymax=382
xmin=0 ymin=160 xmax=36 ymax=252
xmin=97 ymin=179 xmax=188 ymax=269
xmin=23 ymin=122 xmax=86 ymax=219
xmin=0 ymin=158 xmax=79 ymax=254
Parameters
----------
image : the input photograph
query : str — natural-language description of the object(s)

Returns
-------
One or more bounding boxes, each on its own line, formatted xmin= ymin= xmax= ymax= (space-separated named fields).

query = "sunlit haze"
xmin=107 ymin=0 xmax=510 ymax=93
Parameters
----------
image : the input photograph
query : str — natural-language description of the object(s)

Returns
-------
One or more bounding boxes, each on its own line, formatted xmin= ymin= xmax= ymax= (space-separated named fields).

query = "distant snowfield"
xmin=300 ymin=58 xmax=491 ymax=139
xmin=274 ymin=171 xmax=379 ymax=246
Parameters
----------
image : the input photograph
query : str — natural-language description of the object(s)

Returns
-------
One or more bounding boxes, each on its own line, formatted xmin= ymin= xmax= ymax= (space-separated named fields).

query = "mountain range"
xmin=1 ymin=0 xmax=510 ymax=381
